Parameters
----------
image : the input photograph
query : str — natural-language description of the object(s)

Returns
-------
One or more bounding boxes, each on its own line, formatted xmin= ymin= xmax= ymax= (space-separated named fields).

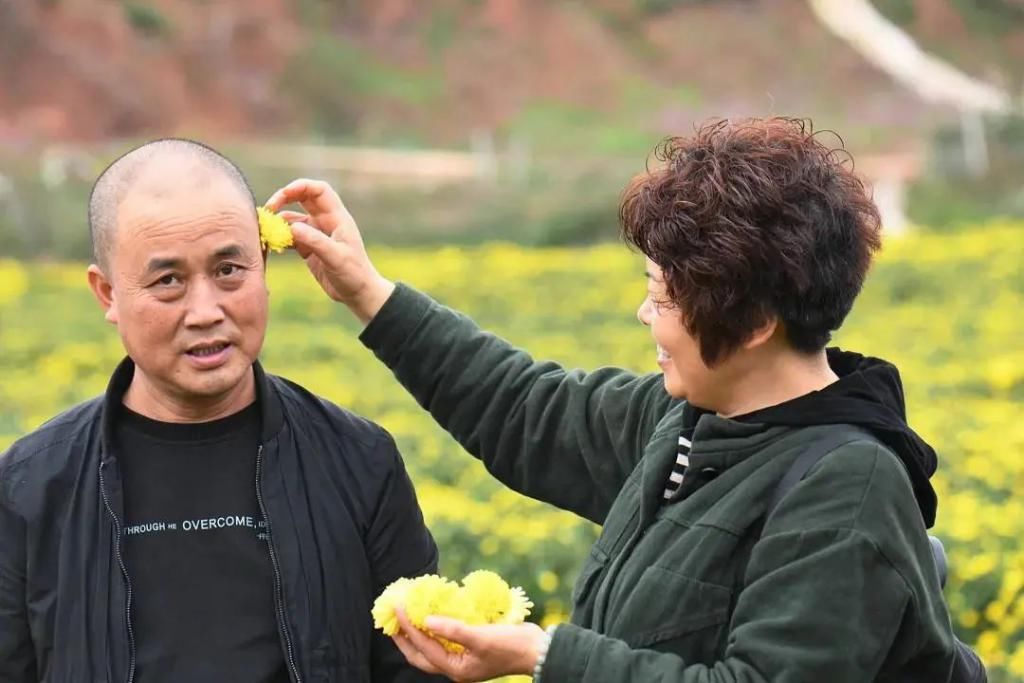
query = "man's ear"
xmin=87 ymin=264 xmax=118 ymax=324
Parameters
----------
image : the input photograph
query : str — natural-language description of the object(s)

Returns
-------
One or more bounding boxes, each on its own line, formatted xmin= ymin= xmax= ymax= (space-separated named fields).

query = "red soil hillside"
xmin=1 ymin=0 xmax=1019 ymax=147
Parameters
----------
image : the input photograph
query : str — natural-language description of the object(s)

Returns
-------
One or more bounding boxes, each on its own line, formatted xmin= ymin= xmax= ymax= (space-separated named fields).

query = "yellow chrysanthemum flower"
xmin=462 ymin=570 xmax=533 ymax=624
xmin=403 ymin=575 xmax=462 ymax=628
xmin=402 ymin=574 xmax=468 ymax=653
xmin=371 ymin=570 xmax=533 ymax=653
xmin=371 ymin=577 xmax=414 ymax=636
xmin=257 ymin=206 xmax=293 ymax=253
xmin=502 ymin=586 xmax=534 ymax=624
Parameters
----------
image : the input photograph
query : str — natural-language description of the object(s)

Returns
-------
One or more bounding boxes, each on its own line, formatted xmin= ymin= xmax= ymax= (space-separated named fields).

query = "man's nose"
xmin=183 ymin=277 xmax=226 ymax=328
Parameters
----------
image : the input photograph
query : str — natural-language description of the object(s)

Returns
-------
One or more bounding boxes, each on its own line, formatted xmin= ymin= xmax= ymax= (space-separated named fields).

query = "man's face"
xmin=90 ymin=164 xmax=268 ymax=406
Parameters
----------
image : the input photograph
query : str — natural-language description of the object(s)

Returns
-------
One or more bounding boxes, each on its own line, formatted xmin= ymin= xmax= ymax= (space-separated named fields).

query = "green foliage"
xmin=876 ymin=0 xmax=1024 ymax=32
xmin=909 ymin=117 xmax=1024 ymax=231
xmin=948 ymin=0 xmax=1024 ymax=35
xmin=505 ymin=101 xmax=657 ymax=156
xmin=280 ymin=33 xmax=443 ymax=139
xmin=0 ymin=111 xmax=1019 ymax=260
xmin=122 ymin=2 xmax=172 ymax=38
xmin=502 ymin=78 xmax=700 ymax=157
xmin=907 ymin=179 xmax=1024 ymax=231
xmin=424 ymin=6 xmax=459 ymax=57
xmin=633 ymin=0 xmax=712 ymax=17
xmin=294 ymin=0 xmax=331 ymax=26
xmin=2 ymin=223 xmax=1024 ymax=678
xmin=872 ymin=0 xmax=917 ymax=26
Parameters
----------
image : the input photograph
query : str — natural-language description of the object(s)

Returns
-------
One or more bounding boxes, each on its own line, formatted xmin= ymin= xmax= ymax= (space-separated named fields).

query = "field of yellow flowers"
xmin=1 ymin=222 xmax=1022 ymax=680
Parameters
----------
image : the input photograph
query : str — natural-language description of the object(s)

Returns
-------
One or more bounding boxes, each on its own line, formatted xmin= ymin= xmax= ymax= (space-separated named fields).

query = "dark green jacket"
xmin=360 ymin=284 xmax=957 ymax=682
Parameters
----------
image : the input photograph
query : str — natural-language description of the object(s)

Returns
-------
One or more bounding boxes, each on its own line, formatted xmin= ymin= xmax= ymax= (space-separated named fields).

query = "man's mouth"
xmin=186 ymin=342 xmax=231 ymax=357
xmin=657 ymin=345 xmax=671 ymax=363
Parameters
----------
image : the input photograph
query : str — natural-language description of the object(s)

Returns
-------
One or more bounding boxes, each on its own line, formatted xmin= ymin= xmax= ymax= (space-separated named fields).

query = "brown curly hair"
xmin=620 ymin=117 xmax=882 ymax=366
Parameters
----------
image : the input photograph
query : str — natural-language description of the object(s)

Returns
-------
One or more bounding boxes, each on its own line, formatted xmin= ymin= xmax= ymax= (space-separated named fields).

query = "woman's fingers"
xmin=264 ymin=177 xmax=392 ymax=318
xmin=394 ymin=609 xmax=458 ymax=674
xmin=423 ymin=616 xmax=481 ymax=650
xmin=266 ymin=178 xmax=337 ymax=213
xmin=396 ymin=610 xmax=450 ymax=657
xmin=287 ymin=222 xmax=319 ymax=260
xmin=265 ymin=178 xmax=352 ymax=237
xmin=392 ymin=634 xmax=443 ymax=675
xmin=277 ymin=210 xmax=310 ymax=224
xmin=288 ymin=222 xmax=346 ymax=267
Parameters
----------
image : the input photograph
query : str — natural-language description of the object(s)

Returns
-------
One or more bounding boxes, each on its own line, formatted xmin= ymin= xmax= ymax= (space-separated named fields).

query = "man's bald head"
xmin=88 ymin=138 xmax=256 ymax=270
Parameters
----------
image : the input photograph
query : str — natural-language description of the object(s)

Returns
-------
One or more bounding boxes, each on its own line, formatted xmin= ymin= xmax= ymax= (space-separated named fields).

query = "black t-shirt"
xmin=114 ymin=402 xmax=288 ymax=683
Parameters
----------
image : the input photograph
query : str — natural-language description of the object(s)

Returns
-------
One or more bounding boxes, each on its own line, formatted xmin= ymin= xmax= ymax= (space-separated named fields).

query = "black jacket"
xmin=0 ymin=358 xmax=444 ymax=683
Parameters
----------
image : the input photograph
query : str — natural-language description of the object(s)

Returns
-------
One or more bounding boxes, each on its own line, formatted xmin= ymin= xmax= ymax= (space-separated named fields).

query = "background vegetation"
xmin=2 ymin=220 xmax=1021 ymax=678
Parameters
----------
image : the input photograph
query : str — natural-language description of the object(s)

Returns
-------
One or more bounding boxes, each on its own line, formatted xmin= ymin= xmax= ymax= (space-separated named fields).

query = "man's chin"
xmin=176 ymin=362 xmax=254 ymax=400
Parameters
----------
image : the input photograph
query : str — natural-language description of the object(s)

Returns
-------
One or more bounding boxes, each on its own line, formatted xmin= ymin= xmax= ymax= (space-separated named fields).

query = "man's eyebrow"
xmin=145 ymin=256 xmax=183 ymax=274
xmin=212 ymin=244 xmax=244 ymax=260
xmin=144 ymin=245 xmax=244 ymax=273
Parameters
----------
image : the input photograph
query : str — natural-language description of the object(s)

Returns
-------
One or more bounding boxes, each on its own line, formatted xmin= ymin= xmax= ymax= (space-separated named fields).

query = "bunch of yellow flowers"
xmin=372 ymin=570 xmax=533 ymax=652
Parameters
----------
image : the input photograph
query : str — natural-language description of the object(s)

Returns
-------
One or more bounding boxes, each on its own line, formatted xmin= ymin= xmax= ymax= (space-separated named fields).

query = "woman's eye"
xmin=651 ymin=295 xmax=673 ymax=312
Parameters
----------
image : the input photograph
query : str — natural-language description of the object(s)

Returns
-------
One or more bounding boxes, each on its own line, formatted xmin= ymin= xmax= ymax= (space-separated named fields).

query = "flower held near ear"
xmin=257 ymin=206 xmax=293 ymax=253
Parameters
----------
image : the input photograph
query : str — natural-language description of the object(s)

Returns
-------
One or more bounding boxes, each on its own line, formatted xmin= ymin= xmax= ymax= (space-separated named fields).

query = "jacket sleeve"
xmin=366 ymin=434 xmax=449 ymax=683
xmin=359 ymin=284 xmax=673 ymax=523
xmin=0 ymin=466 xmax=38 ymax=683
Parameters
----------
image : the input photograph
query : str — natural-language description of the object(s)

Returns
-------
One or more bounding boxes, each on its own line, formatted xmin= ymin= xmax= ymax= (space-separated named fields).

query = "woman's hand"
xmin=392 ymin=609 xmax=548 ymax=683
xmin=265 ymin=178 xmax=395 ymax=324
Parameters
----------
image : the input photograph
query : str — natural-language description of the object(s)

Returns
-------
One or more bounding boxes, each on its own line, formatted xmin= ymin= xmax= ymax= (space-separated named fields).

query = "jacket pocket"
xmin=593 ymin=481 xmax=640 ymax=555
xmin=571 ymin=546 xmax=610 ymax=615
xmin=619 ymin=566 xmax=731 ymax=653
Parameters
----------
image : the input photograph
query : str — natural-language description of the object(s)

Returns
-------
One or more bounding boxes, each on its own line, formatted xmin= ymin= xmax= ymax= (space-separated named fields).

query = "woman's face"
xmin=637 ymin=258 xmax=716 ymax=403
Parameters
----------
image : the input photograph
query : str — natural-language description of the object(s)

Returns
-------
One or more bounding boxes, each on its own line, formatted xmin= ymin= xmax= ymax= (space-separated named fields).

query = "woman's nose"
xmin=637 ymin=298 xmax=652 ymax=326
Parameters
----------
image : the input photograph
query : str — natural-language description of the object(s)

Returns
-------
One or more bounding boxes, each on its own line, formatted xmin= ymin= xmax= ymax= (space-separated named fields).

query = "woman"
xmin=267 ymin=118 xmax=957 ymax=682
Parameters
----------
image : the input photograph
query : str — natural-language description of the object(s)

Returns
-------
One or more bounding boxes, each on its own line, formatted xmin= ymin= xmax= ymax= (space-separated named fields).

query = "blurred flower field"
xmin=1 ymin=223 xmax=1022 ymax=679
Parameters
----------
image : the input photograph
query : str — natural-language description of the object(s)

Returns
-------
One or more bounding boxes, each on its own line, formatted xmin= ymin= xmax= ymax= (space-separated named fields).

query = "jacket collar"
xmin=100 ymin=356 xmax=285 ymax=458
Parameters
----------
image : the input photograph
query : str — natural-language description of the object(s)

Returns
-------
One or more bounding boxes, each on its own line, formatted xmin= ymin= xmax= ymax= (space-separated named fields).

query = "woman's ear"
xmin=743 ymin=316 xmax=778 ymax=350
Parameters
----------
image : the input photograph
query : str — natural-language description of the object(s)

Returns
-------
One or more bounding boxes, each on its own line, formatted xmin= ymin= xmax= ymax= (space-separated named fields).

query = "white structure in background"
xmin=807 ymin=0 xmax=1016 ymax=115
xmin=806 ymin=0 xmax=1024 ymax=223
xmin=959 ymin=109 xmax=990 ymax=179
xmin=859 ymin=153 xmax=922 ymax=236
xmin=244 ymin=143 xmax=494 ymax=190
xmin=45 ymin=138 xmax=922 ymax=235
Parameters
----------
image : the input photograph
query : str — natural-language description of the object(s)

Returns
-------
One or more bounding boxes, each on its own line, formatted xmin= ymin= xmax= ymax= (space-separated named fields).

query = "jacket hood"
xmin=741 ymin=348 xmax=938 ymax=526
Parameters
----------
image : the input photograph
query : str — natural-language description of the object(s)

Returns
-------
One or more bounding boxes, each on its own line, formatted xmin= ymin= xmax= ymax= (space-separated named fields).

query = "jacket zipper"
xmin=99 ymin=461 xmax=136 ymax=683
xmin=255 ymin=445 xmax=302 ymax=683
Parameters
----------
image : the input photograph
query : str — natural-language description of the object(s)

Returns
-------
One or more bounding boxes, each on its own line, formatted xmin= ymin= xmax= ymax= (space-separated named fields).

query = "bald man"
xmin=0 ymin=139 xmax=445 ymax=683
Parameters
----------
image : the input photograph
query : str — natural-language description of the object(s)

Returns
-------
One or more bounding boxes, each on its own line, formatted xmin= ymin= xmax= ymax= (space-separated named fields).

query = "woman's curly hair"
xmin=620 ymin=117 xmax=882 ymax=365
